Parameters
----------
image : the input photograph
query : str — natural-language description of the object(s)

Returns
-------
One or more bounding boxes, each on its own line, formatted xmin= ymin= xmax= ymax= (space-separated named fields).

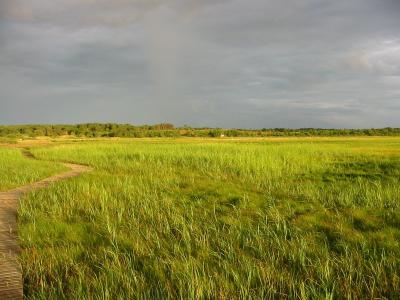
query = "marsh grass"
xmin=0 ymin=148 xmax=66 ymax=191
xmin=17 ymin=138 xmax=400 ymax=299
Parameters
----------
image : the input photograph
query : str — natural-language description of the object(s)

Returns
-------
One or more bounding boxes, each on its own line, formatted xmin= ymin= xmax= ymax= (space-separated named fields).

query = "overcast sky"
xmin=1 ymin=0 xmax=399 ymax=128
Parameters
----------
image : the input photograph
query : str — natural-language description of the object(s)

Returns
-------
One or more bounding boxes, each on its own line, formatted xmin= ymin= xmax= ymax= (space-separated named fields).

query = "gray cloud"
xmin=0 ymin=0 xmax=399 ymax=128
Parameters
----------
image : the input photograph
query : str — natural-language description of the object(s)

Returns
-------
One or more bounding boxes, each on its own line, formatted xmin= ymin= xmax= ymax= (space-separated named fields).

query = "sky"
xmin=0 ymin=0 xmax=399 ymax=128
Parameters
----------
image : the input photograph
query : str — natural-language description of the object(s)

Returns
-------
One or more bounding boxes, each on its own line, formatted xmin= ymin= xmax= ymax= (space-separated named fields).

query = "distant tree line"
xmin=0 ymin=123 xmax=399 ymax=138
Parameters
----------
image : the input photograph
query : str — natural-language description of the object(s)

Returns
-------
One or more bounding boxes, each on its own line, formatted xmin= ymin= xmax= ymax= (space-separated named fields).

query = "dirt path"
xmin=0 ymin=150 xmax=91 ymax=300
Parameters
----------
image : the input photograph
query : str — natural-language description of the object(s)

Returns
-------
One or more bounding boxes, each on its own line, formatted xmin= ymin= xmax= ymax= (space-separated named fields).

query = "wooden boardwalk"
xmin=0 ymin=152 xmax=91 ymax=299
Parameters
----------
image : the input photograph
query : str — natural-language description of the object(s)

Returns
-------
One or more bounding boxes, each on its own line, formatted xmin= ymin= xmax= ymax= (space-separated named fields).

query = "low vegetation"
xmin=14 ymin=137 xmax=400 ymax=299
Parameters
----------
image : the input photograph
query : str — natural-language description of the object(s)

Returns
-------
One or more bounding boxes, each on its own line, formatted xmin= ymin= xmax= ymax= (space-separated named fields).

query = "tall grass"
xmin=0 ymin=148 xmax=66 ymax=191
xmin=18 ymin=138 xmax=400 ymax=299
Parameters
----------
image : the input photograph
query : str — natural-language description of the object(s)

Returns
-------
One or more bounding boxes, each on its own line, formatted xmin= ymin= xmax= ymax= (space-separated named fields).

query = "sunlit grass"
xmin=0 ymin=148 xmax=66 ymax=191
xmin=17 ymin=138 xmax=400 ymax=299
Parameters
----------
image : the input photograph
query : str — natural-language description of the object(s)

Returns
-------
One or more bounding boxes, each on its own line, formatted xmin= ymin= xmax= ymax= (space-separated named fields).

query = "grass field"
xmin=11 ymin=137 xmax=400 ymax=298
xmin=0 ymin=147 xmax=66 ymax=191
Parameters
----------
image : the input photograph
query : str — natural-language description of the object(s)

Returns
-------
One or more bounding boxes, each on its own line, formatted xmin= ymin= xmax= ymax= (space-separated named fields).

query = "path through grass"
xmin=0 ymin=148 xmax=66 ymax=191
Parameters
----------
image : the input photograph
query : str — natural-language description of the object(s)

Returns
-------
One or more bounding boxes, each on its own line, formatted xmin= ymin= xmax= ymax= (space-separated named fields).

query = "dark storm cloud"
xmin=0 ymin=0 xmax=399 ymax=127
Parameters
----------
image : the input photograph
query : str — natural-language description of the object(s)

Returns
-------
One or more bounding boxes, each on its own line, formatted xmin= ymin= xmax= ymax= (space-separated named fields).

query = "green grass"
xmin=0 ymin=148 xmax=66 ymax=191
xmin=17 ymin=138 xmax=400 ymax=299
